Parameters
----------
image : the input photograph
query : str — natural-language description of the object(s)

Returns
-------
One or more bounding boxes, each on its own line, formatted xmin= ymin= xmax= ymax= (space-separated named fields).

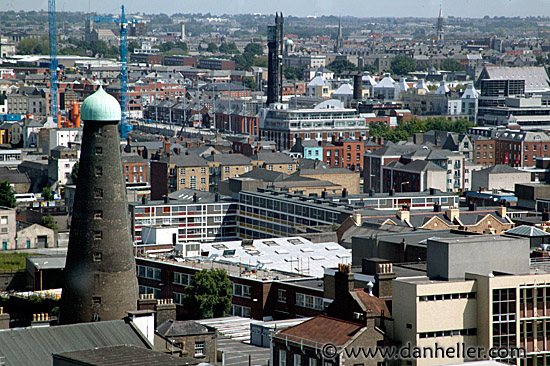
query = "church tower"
xmin=59 ymin=86 xmax=138 ymax=324
xmin=334 ymin=16 xmax=344 ymax=53
xmin=436 ymin=6 xmax=444 ymax=43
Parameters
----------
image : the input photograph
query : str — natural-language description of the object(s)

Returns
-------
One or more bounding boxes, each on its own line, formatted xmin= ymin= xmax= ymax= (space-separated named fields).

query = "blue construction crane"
xmin=48 ymin=0 xmax=58 ymax=125
xmin=89 ymin=5 xmax=137 ymax=139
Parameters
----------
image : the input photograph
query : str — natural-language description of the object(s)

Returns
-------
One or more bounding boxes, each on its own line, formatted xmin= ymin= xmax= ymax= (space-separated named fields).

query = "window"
xmin=195 ymin=342 xmax=205 ymax=357
xmin=233 ymin=283 xmax=251 ymax=298
xmin=225 ymin=167 xmax=230 ymax=174
xmin=126 ymin=166 xmax=129 ymax=173
xmin=180 ymin=168 xmax=185 ymax=175
xmin=93 ymin=252 xmax=102 ymax=262
xmin=525 ymin=155 xmax=528 ymax=161
xmin=0 ymin=216 xmax=7 ymax=225
xmin=95 ymin=166 xmax=102 ymax=176
xmin=525 ymin=145 xmax=529 ymax=151
xmin=201 ymin=167 xmax=206 ymax=174
xmin=94 ymin=231 xmax=102 ymax=240
xmin=137 ymin=265 xmax=162 ymax=281
xmin=94 ymin=211 xmax=103 ymax=220
xmin=190 ymin=176 xmax=196 ymax=189
xmin=294 ymin=354 xmax=302 ymax=366
xmin=133 ymin=166 xmax=137 ymax=173
xmin=139 ymin=166 xmax=143 ymax=172
xmin=288 ymin=165 xmax=293 ymax=171
xmin=309 ymin=358 xmax=317 ymax=366
xmin=232 ymin=304 xmax=251 ymax=317
xmin=180 ymin=178 xmax=186 ymax=185
xmin=173 ymin=272 xmax=194 ymax=286
xmin=534 ymin=145 xmax=537 ymax=151
xmin=280 ymin=350 xmax=287 ymax=366
xmin=201 ymin=178 xmax=206 ymax=184
xmin=296 ymin=293 xmax=323 ymax=310
xmin=278 ymin=289 xmax=287 ymax=302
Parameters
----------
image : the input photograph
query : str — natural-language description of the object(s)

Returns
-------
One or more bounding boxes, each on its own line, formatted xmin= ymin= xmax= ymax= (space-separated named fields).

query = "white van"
xmin=15 ymin=193 xmax=36 ymax=202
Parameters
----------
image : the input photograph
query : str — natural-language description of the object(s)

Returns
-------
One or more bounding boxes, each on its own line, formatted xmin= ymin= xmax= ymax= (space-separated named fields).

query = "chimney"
xmin=374 ymin=263 xmax=396 ymax=299
xmin=31 ymin=313 xmax=50 ymax=328
xmin=429 ymin=188 xmax=437 ymax=195
xmin=434 ymin=203 xmax=441 ymax=212
xmin=369 ymin=189 xmax=374 ymax=197
xmin=193 ymin=193 xmax=198 ymax=202
xmin=215 ymin=192 xmax=220 ymax=202
xmin=353 ymin=74 xmax=362 ymax=100
xmin=141 ymin=196 xmax=148 ymax=204
xmin=445 ymin=207 xmax=460 ymax=222
xmin=497 ymin=205 xmax=507 ymax=218
xmin=155 ymin=298 xmax=177 ymax=328
xmin=468 ymin=200 xmax=477 ymax=212
xmin=163 ymin=196 xmax=170 ymax=204
xmin=335 ymin=263 xmax=354 ymax=293
xmin=389 ymin=188 xmax=395 ymax=196
xmin=396 ymin=208 xmax=410 ymax=223
xmin=353 ymin=211 xmax=361 ymax=226
xmin=543 ymin=211 xmax=550 ymax=222
xmin=321 ymin=189 xmax=327 ymax=199
xmin=0 ymin=307 xmax=9 ymax=330
xmin=137 ymin=293 xmax=156 ymax=311
xmin=341 ymin=188 xmax=348 ymax=198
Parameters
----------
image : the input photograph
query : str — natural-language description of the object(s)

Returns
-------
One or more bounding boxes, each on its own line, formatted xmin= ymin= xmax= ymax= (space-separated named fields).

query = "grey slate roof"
xmin=157 ymin=319 xmax=213 ymax=337
xmin=54 ymin=345 xmax=197 ymax=366
xmin=160 ymin=154 xmax=208 ymax=167
xmin=0 ymin=320 xmax=149 ymax=366
xmin=240 ymin=168 xmax=289 ymax=182
xmin=505 ymin=225 xmax=550 ymax=238
xmin=251 ymin=151 xmax=295 ymax=164
xmin=205 ymin=153 xmax=252 ymax=165
xmin=121 ymin=153 xmax=146 ymax=164
xmin=482 ymin=164 xmax=525 ymax=174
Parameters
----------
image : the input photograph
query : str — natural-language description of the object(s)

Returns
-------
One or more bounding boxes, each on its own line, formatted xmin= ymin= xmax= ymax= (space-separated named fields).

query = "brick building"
xmin=322 ymin=138 xmax=365 ymax=171
xmin=150 ymin=155 xmax=209 ymax=199
xmin=122 ymin=153 xmax=148 ymax=184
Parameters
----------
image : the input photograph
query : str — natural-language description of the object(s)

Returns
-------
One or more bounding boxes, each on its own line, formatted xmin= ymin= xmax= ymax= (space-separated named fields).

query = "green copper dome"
xmin=81 ymin=85 xmax=121 ymax=122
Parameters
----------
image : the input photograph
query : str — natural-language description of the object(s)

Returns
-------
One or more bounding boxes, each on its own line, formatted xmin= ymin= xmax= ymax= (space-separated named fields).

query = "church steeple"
xmin=334 ymin=16 xmax=344 ymax=53
xmin=436 ymin=6 xmax=444 ymax=43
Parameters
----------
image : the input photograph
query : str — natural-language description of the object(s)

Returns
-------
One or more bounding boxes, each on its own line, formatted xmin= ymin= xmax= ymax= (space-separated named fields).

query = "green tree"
xmin=158 ymin=42 xmax=175 ymax=53
xmin=70 ymin=161 xmax=79 ymax=183
xmin=244 ymin=42 xmax=263 ymax=56
xmin=326 ymin=59 xmax=357 ymax=74
xmin=390 ymin=55 xmax=416 ymax=76
xmin=206 ymin=42 xmax=218 ymax=53
xmin=183 ymin=268 xmax=232 ymax=319
xmin=17 ymin=37 xmax=48 ymax=55
xmin=41 ymin=187 xmax=54 ymax=202
xmin=243 ymin=76 xmax=257 ymax=91
xmin=219 ymin=42 xmax=240 ymax=55
xmin=0 ymin=181 xmax=16 ymax=208
xmin=440 ymin=59 xmax=465 ymax=72
xmin=253 ymin=55 xmax=268 ymax=68
xmin=128 ymin=40 xmax=140 ymax=53
xmin=362 ymin=63 xmax=378 ymax=74
xmin=42 ymin=215 xmax=58 ymax=231
xmin=173 ymin=41 xmax=188 ymax=52
xmin=283 ymin=66 xmax=305 ymax=81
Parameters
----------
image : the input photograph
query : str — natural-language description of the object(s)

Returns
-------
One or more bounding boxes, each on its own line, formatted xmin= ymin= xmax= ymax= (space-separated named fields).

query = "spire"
xmin=436 ymin=5 xmax=444 ymax=43
xmin=335 ymin=15 xmax=344 ymax=53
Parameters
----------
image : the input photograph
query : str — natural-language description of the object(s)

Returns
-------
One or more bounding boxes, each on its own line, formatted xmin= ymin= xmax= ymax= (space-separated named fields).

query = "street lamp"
xmin=401 ymin=181 xmax=410 ymax=192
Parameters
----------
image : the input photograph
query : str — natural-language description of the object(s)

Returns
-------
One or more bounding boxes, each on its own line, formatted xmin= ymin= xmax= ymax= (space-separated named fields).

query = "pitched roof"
xmin=160 ymin=154 xmax=208 ymax=167
xmin=54 ymin=345 xmax=196 ymax=366
xmin=351 ymin=289 xmax=391 ymax=316
xmin=205 ymin=153 xmax=252 ymax=165
xmin=156 ymin=320 xmax=213 ymax=337
xmin=0 ymin=320 xmax=149 ymax=366
xmin=275 ymin=315 xmax=363 ymax=347
xmin=505 ymin=225 xmax=550 ymax=238
xmin=482 ymin=164 xmax=525 ymax=174
xmin=251 ymin=151 xmax=295 ymax=164
xmin=481 ymin=66 xmax=550 ymax=92
xmin=240 ymin=168 xmax=289 ymax=182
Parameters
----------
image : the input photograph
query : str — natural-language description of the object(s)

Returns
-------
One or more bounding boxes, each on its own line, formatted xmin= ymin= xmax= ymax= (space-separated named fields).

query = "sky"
xmin=3 ymin=0 xmax=550 ymax=18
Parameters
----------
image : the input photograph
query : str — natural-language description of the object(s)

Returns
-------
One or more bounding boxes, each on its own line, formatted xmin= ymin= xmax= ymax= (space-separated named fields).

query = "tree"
xmin=41 ymin=187 xmax=54 ymax=202
xmin=0 ymin=181 xmax=16 ymax=208
xmin=158 ymin=42 xmax=175 ymax=53
xmin=440 ymin=59 xmax=465 ymax=72
xmin=244 ymin=42 xmax=263 ymax=56
xmin=128 ymin=40 xmax=140 ymax=53
xmin=390 ymin=55 xmax=416 ymax=76
xmin=243 ymin=76 xmax=257 ymax=91
xmin=219 ymin=42 xmax=240 ymax=55
xmin=183 ymin=268 xmax=232 ymax=319
xmin=326 ymin=59 xmax=357 ymax=74
xmin=70 ymin=161 xmax=79 ymax=183
xmin=283 ymin=66 xmax=305 ymax=81
xmin=42 ymin=215 xmax=58 ymax=231
xmin=253 ymin=55 xmax=268 ymax=68
xmin=206 ymin=43 xmax=218 ymax=53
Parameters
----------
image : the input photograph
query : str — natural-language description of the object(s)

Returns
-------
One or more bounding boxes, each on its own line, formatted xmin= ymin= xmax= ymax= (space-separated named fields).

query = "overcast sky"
xmin=3 ymin=0 xmax=550 ymax=18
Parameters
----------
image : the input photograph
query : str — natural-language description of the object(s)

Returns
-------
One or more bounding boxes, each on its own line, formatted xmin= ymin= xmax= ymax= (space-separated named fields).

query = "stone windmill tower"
xmin=59 ymin=86 xmax=138 ymax=324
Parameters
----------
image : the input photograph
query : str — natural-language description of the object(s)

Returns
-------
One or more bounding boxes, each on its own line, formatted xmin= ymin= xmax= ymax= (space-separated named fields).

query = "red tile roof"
xmin=275 ymin=315 xmax=364 ymax=347
xmin=352 ymin=289 xmax=390 ymax=317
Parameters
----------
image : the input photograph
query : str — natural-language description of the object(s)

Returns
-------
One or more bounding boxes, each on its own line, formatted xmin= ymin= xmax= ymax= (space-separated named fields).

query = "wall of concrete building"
xmin=425 ymin=170 xmax=447 ymax=192
xmin=427 ymin=235 xmax=530 ymax=280
xmin=471 ymin=170 xmax=531 ymax=192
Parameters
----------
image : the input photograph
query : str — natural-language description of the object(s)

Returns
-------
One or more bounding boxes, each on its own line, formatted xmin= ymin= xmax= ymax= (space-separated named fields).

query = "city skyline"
xmin=4 ymin=0 xmax=550 ymax=18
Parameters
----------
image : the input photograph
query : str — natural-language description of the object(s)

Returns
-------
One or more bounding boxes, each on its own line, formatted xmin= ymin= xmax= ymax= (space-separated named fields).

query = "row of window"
xmin=296 ymin=293 xmax=323 ymax=310
xmin=279 ymin=350 xmax=324 ymax=366
xmin=233 ymin=283 xmax=251 ymax=298
xmin=419 ymin=292 xmax=476 ymax=302
xmin=173 ymin=272 xmax=194 ymax=286
xmin=125 ymin=166 xmax=144 ymax=173
xmin=419 ymin=328 xmax=477 ymax=339
xmin=137 ymin=265 xmax=161 ymax=281
xmin=232 ymin=304 xmax=251 ymax=318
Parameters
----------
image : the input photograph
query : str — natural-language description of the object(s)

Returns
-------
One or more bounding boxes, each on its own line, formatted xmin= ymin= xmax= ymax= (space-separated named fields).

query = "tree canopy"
xmin=390 ymin=55 xmax=416 ymax=76
xmin=219 ymin=42 xmax=240 ymax=55
xmin=41 ymin=187 xmax=54 ymax=202
xmin=42 ymin=215 xmax=58 ymax=231
xmin=440 ymin=59 xmax=465 ymax=72
xmin=368 ymin=117 xmax=474 ymax=143
xmin=326 ymin=59 xmax=357 ymax=74
xmin=183 ymin=268 xmax=232 ymax=319
xmin=244 ymin=42 xmax=263 ymax=56
xmin=0 ymin=181 xmax=16 ymax=208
